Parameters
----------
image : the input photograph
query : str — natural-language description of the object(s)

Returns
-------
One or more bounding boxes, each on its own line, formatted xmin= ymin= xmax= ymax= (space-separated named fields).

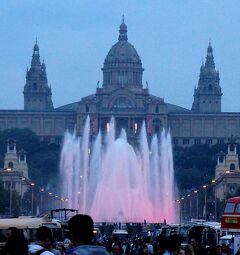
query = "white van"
xmin=112 ymin=229 xmax=128 ymax=241
xmin=0 ymin=216 xmax=63 ymax=247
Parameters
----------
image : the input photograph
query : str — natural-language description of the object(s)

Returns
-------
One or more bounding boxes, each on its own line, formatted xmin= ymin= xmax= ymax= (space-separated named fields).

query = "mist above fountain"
xmin=60 ymin=117 xmax=176 ymax=223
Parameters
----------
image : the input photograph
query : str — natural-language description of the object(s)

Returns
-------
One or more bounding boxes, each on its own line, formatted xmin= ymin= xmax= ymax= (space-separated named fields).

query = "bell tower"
xmin=192 ymin=42 xmax=222 ymax=113
xmin=23 ymin=40 xmax=53 ymax=110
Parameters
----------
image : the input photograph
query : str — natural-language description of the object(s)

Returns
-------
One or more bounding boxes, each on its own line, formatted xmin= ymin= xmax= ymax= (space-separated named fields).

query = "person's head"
xmin=166 ymin=235 xmax=181 ymax=253
xmin=184 ymin=245 xmax=193 ymax=255
xmin=112 ymin=243 xmax=123 ymax=255
xmin=68 ymin=214 xmax=94 ymax=245
xmin=6 ymin=227 xmax=18 ymax=239
xmin=142 ymin=244 xmax=149 ymax=254
xmin=190 ymin=237 xmax=198 ymax=248
xmin=221 ymin=243 xmax=228 ymax=252
xmin=179 ymin=249 xmax=186 ymax=255
xmin=214 ymin=245 xmax=222 ymax=255
xmin=36 ymin=226 xmax=52 ymax=247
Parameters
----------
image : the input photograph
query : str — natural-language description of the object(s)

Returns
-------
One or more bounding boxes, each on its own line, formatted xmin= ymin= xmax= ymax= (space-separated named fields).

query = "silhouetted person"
xmin=68 ymin=214 xmax=108 ymax=255
xmin=0 ymin=227 xmax=28 ymax=255
xmin=189 ymin=237 xmax=207 ymax=255
xmin=163 ymin=234 xmax=181 ymax=255
xmin=28 ymin=226 xmax=54 ymax=255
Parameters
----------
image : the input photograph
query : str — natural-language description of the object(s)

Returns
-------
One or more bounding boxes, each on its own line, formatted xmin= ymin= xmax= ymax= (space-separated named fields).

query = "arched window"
xmin=219 ymin=156 xmax=224 ymax=163
xmin=8 ymin=162 xmax=13 ymax=169
xmin=230 ymin=163 xmax=235 ymax=171
xmin=155 ymin=106 xmax=159 ymax=114
xmin=153 ymin=119 xmax=162 ymax=134
xmin=112 ymin=97 xmax=133 ymax=108
xmin=20 ymin=154 xmax=25 ymax=162
xmin=208 ymin=84 xmax=212 ymax=92
xmin=33 ymin=83 xmax=37 ymax=90
xmin=86 ymin=106 xmax=89 ymax=113
xmin=230 ymin=144 xmax=235 ymax=152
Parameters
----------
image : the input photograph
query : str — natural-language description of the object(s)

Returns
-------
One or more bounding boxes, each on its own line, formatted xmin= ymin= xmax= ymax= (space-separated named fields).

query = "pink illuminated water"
xmin=60 ymin=117 xmax=177 ymax=223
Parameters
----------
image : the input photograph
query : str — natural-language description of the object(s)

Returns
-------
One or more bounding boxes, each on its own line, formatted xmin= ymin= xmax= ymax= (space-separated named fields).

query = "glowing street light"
xmin=194 ymin=190 xmax=199 ymax=218
xmin=20 ymin=177 xmax=26 ymax=215
xmin=39 ymin=188 xmax=44 ymax=213
xmin=203 ymin=185 xmax=207 ymax=219
xmin=31 ymin=183 xmax=35 ymax=215
xmin=212 ymin=179 xmax=217 ymax=221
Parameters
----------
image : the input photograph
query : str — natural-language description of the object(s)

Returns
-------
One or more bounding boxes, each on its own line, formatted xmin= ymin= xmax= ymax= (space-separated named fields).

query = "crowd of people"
xmin=0 ymin=214 xmax=234 ymax=255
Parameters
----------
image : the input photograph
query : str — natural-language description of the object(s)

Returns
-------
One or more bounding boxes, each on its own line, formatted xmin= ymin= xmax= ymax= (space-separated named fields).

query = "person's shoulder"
xmin=73 ymin=245 xmax=109 ymax=255
xmin=41 ymin=251 xmax=55 ymax=255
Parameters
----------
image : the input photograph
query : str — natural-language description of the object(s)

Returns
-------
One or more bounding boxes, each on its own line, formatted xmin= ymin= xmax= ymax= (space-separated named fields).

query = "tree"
xmin=0 ymin=128 xmax=61 ymax=188
xmin=0 ymin=182 xmax=8 ymax=214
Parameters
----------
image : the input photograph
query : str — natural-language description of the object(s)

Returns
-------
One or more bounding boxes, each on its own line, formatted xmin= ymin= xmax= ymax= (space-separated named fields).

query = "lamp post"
xmin=31 ymin=183 xmax=35 ymax=215
xmin=203 ymin=185 xmax=207 ymax=219
xmin=5 ymin=167 xmax=12 ymax=216
xmin=48 ymin=192 xmax=53 ymax=210
xmin=194 ymin=190 xmax=199 ymax=218
xmin=181 ymin=197 xmax=185 ymax=222
xmin=55 ymin=195 xmax=59 ymax=209
xmin=212 ymin=179 xmax=217 ymax=221
xmin=187 ymin=194 xmax=191 ymax=220
xmin=9 ymin=178 xmax=13 ymax=216
xmin=77 ymin=191 xmax=81 ymax=210
xmin=20 ymin=177 xmax=25 ymax=215
xmin=40 ymin=188 xmax=44 ymax=213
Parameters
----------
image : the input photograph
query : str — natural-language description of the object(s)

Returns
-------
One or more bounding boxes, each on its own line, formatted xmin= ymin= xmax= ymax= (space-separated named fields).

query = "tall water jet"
xmin=60 ymin=117 xmax=177 ymax=223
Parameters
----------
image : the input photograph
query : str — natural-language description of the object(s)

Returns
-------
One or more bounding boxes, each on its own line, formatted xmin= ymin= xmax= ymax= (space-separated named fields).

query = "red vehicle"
xmin=221 ymin=196 xmax=240 ymax=232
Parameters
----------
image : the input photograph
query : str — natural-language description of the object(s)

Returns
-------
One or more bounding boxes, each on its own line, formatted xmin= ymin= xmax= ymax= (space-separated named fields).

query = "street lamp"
xmin=5 ymin=167 xmax=13 ymax=216
xmin=20 ymin=177 xmax=25 ymax=215
xmin=48 ymin=192 xmax=53 ymax=210
xmin=181 ymin=197 xmax=185 ymax=222
xmin=176 ymin=199 xmax=181 ymax=224
xmin=187 ymin=194 xmax=191 ymax=220
xmin=212 ymin=179 xmax=217 ymax=221
xmin=55 ymin=195 xmax=58 ymax=209
xmin=40 ymin=188 xmax=44 ymax=213
xmin=194 ymin=190 xmax=199 ymax=218
xmin=31 ymin=183 xmax=35 ymax=215
xmin=78 ymin=191 xmax=81 ymax=210
xmin=9 ymin=177 xmax=13 ymax=216
xmin=203 ymin=185 xmax=207 ymax=219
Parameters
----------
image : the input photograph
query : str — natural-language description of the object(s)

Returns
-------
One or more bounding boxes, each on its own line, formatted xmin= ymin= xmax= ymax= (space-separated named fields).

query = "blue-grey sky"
xmin=1 ymin=0 xmax=240 ymax=111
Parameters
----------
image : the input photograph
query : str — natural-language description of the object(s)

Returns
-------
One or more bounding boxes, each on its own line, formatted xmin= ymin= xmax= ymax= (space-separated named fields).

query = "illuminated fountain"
xmin=60 ymin=117 xmax=177 ymax=223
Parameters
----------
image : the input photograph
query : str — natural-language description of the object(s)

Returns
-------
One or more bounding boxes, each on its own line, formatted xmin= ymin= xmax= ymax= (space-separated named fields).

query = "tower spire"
xmin=205 ymin=41 xmax=215 ymax=68
xmin=192 ymin=42 xmax=222 ymax=113
xmin=24 ymin=40 xmax=53 ymax=110
xmin=31 ymin=39 xmax=41 ymax=67
xmin=118 ymin=16 xmax=128 ymax=41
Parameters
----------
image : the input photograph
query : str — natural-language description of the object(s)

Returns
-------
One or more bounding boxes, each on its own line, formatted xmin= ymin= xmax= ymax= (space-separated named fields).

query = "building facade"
xmin=0 ymin=139 xmax=31 ymax=198
xmin=215 ymin=139 xmax=240 ymax=200
xmin=0 ymin=20 xmax=240 ymax=146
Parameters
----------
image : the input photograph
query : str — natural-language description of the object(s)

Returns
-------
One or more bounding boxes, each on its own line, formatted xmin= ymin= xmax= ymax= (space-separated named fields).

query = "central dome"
xmin=102 ymin=19 xmax=144 ymax=87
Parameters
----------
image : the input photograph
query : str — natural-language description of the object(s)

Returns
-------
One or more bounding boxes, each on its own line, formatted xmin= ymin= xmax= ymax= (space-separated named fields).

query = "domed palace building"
xmin=0 ymin=19 xmax=239 ymax=146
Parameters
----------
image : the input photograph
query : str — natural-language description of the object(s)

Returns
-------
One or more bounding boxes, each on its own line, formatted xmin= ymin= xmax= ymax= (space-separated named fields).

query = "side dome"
xmin=102 ymin=18 xmax=144 ymax=87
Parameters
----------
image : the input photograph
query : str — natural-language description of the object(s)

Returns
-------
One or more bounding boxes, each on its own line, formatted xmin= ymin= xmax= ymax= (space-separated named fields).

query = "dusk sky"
xmin=1 ymin=1 xmax=240 ymax=111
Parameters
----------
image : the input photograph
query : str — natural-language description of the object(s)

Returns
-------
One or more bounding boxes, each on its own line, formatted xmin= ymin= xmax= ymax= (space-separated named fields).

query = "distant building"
xmin=0 ymin=139 xmax=31 ymax=197
xmin=215 ymin=138 xmax=240 ymax=200
xmin=0 ymin=19 xmax=240 ymax=146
